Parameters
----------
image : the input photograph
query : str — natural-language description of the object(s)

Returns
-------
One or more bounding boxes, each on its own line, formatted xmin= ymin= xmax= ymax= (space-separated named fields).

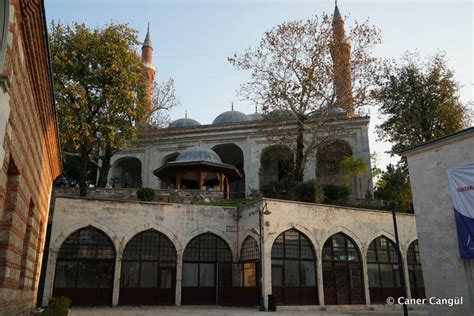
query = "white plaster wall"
xmin=406 ymin=135 xmax=474 ymax=316
xmin=43 ymin=196 xmax=417 ymax=309
xmin=108 ymin=118 xmax=372 ymax=198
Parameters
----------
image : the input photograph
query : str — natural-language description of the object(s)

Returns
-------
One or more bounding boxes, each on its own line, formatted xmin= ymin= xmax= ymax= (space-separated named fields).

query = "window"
xmin=239 ymin=236 xmax=260 ymax=287
xmin=367 ymin=236 xmax=403 ymax=304
xmin=271 ymin=229 xmax=318 ymax=305
xmin=0 ymin=0 xmax=9 ymax=73
xmin=322 ymin=233 xmax=365 ymax=304
xmin=407 ymin=240 xmax=425 ymax=299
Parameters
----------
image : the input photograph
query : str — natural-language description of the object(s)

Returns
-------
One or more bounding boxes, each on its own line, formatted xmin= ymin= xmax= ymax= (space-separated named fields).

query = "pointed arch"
xmin=52 ymin=226 xmax=116 ymax=306
xmin=271 ymin=228 xmax=318 ymax=305
xmin=366 ymin=235 xmax=403 ymax=304
xmin=119 ymin=229 xmax=177 ymax=305
xmin=322 ymin=232 xmax=365 ymax=305
xmin=181 ymin=232 xmax=233 ymax=305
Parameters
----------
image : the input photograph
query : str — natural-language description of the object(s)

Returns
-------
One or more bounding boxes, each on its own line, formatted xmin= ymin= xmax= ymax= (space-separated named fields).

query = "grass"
xmin=205 ymin=198 xmax=255 ymax=207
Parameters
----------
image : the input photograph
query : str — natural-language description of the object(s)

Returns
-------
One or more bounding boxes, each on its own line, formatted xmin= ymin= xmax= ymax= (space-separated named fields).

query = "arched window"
xmin=111 ymin=157 xmax=142 ymax=188
xmin=367 ymin=236 xmax=402 ymax=304
xmin=260 ymin=145 xmax=294 ymax=186
xmin=181 ymin=233 xmax=233 ymax=305
xmin=240 ymin=236 xmax=260 ymax=287
xmin=53 ymin=227 xmax=115 ymax=306
xmin=316 ymin=140 xmax=352 ymax=185
xmin=213 ymin=143 xmax=245 ymax=197
xmin=271 ymin=229 xmax=318 ymax=305
xmin=322 ymin=233 xmax=365 ymax=304
xmin=119 ymin=229 xmax=177 ymax=305
xmin=407 ymin=240 xmax=425 ymax=299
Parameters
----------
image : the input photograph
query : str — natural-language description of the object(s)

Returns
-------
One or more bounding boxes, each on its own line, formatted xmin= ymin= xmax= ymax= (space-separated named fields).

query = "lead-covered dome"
xmin=212 ymin=111 xmax=251 ymax=125
xmin=176 ymin=147 xmax=222 ymax=164
xmin=169 ymin=118 xmax=201 ymax=128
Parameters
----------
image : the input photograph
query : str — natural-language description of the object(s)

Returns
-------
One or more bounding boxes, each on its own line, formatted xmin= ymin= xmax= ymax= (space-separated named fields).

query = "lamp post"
xmin=391 ymin=202 xmax=409 ymax=316
xmin=259 ymin=202 xmax=270 ymax=311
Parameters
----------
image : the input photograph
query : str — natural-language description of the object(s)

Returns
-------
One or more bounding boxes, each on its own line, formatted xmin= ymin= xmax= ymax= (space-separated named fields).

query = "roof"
xmin=401 ymin=127 xmax=474 ymax=157
xmin=143 ymin=23 xmax=152 ymax=48
xmin=212 ymin=110 xmax=251 ymax=125
xmin=169 ymin=118 xmax=201 ymax=128
xmin=334 ymin=4 xmax=343 ymax=21
xmin=175 ymin=146 xmax=222 ymax=164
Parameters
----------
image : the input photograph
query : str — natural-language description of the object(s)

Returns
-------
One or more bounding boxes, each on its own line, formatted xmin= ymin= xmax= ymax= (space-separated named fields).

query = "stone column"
xmin=303 ymin=152 xmax=317 ymax=182
xmin=402 ymin=255 xmax=412 ymax=299
xmin=42 ymin=250 xmax=58 ymax=306
xmin=362 ymin=256 xmax=371 ymax=305
xmin=316 ymin=254 xmax=325 ymax=305
xmin=261 ymin=241 xmax=272 ymax=310
xmin=175 ymin=253 xmax=183 ymax=306
xmin=112 ymin=255 xmax=122 ymax=306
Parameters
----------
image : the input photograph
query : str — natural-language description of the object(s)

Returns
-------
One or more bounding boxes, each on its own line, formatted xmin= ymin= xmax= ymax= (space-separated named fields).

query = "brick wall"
xmin=0 ymin=0 xmax=61 ymax=314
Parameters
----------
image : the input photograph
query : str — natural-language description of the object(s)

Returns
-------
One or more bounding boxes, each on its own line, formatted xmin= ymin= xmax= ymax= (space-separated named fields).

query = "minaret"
xmin=141 ymin=23 xmax=156 ymax=121
xmin=330 ymin=3 xmax=355 ymax=116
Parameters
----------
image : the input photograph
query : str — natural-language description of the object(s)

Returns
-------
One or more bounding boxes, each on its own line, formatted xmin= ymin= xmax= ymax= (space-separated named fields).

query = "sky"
xmin=45 ymin=0 xmax=473 ymax=170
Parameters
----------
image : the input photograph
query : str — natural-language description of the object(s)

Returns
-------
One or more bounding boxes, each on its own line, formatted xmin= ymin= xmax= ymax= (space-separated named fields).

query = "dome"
xmin=176 ymin=147 xmax=222 ymax=164
xmin=248 ymin=113 xmax=263 ymax=120
xmin=169 ymin=118 xmax=201 ymax=128
xmin=266 ymin=109 xmax=296 ymax=119
xmin=212 ymin=111 xmax=251 ymax=125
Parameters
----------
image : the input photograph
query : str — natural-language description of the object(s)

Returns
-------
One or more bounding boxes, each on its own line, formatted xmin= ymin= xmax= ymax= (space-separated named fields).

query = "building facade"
xmin=0 ymin=0 xmax=62 ymax=314
xmin=402 ymin=127 xmax=474 ymax=316
xmin=43 ymin=196 xmax=420 ymax=310
xmin=107 ymin=5 xmax=372 ymax=199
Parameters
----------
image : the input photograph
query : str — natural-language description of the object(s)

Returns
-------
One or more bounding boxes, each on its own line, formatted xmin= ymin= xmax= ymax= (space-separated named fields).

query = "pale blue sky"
xmin=45 ymin=0 xmax=473 ymax=169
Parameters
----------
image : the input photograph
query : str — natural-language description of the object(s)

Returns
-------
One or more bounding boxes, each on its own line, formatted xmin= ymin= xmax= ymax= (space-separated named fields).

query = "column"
xmin=42 ymin=250 xmax=58 ymax=306
xmin=362 ymin=256 xmax=371 ymax=305
xmin=403 ymin=255 xmax=412 ymax=299
xmin=175 ymin=253 xmax=183 ymax=306
xmin=112 ymin=255 xmax=122 ymax=306
xmin=316 ymin=255 xmax=325 ymax=305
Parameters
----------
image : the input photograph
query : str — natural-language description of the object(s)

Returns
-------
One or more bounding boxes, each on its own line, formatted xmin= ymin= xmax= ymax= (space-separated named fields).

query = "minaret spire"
xmin=140 ymin=23 xmax=156 ymax=126
xmin=330 ymin=2 xmax=354 ymax=117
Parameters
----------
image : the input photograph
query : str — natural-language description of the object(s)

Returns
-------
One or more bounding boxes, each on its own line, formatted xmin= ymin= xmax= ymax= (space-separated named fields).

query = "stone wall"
xmin=404 ymin=130 xmax=474 ymax=316
xmin=43 ymin=196 xmax=417 ymax=309
xmin=0 ymin=1 xmax=61 ymax=314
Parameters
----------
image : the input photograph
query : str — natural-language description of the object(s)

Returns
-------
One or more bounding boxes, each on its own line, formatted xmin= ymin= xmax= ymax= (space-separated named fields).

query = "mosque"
xmin=41 ymin=4 xmax=424 ymax=311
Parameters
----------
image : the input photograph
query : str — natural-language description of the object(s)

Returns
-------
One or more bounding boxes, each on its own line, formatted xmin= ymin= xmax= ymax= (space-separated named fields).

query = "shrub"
xmin=42 ymin=297 xmax=70 ymax=316
xmin=136 ymin=187 xmax=155 ymax=201
xmin=260 ymin=180 xmax=324 ymax=203
xmin=323 ymin=184 xmax=350 ymax=204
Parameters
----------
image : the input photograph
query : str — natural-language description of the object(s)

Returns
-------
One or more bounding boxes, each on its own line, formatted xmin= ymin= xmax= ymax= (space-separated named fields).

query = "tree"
xmin=375 ymin=162 xmax=413 ymax=213
xmin=376 ymin=52 xmax=469 ymax=156
xmin=50 ymin=22 xmax=147 ymax=196
xmin=229 ymin=13 xmax=381 ymax=181
xmin=140 ymin=78 xmax=180 ymax=130
xmin=340 ymin=156 xmax=367 ymax=196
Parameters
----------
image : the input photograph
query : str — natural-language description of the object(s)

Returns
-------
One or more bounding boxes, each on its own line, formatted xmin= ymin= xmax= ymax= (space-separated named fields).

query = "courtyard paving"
xmin=70 ymin=306 xmax=428 ymax=316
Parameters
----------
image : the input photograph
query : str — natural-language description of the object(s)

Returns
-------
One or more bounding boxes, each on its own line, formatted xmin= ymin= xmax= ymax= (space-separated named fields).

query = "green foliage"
xmin=260 ymin=180 xmax=325 ymax=203
xmin=376 ymin=52 xmax=468 ymax=155
xmin=50 ymin=21 xmax=147 ymax=195
xmin=136 ymin=187 xmax=155 ymax=201
xmin=374 ymin=161 xmax=413 ymax=213
xmin=42 ymin=297 xmax=70 ymax=316
xmin=322 ymin=184 xmax=350 ymax=204
xmin=340 ymin=156 xmax=367 ymax=186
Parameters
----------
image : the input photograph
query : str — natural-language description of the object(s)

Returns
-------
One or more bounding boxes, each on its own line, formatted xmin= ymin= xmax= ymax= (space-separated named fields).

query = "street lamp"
xmin=259 ymin=202 xmax=271 ymax=311
xmin=390 ymin=202 xmax=409 ymax=316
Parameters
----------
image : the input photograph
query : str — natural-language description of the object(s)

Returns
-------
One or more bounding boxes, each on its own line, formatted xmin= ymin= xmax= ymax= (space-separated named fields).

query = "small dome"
xmin=266 ymin=109 xmax=296 ymax=119
xmin=248 ymin=113 xmax=263 ymax=120
xmin=176 ymin=147 xmax=222 ymax=164
xmin=169 ymin=118 xmax=201 ymax=128
xmin=212 ymin=111 xmax=251 ymax=125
